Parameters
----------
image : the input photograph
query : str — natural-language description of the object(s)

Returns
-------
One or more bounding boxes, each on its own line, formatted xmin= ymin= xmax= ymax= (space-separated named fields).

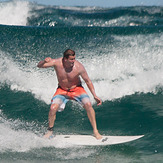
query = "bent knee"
xmin=83 ymin=102 xmax=93 ymax=110
xmin=50 ymin=103 xmax=59 ymax=112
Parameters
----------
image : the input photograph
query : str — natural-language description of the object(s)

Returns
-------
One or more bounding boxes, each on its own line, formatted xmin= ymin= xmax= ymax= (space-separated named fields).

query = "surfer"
xmin=37 ymin=49 xmax=102 ymax=139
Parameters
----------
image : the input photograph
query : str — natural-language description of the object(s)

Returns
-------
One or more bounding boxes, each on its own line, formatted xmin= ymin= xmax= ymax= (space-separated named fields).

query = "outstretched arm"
xmin=37 ymin=57 xmax=56 ymax=68
xmin=80 ymin=65 xmax=102 ymax=106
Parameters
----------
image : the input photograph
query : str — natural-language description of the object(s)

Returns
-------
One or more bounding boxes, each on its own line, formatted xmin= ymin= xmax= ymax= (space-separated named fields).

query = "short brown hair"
xmin=63 ymin=49 xmax=75 ymax=59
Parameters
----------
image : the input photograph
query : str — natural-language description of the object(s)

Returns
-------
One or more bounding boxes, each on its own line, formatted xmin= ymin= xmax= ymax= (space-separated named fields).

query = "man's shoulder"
xmin=75 ymin=60 xmax=86 ymax=73
xmin=54 ymin=57 xmax=63 ymax=64
xmin=75 ymin=60 xmax=83 ymax=65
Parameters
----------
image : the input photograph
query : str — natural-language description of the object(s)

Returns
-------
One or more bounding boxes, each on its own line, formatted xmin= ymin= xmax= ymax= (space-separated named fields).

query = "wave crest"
xmin=0 ymin=1 xmax=162 ymax=27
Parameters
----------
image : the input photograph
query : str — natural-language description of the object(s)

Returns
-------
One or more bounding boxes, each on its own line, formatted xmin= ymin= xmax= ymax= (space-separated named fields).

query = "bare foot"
xmin=94 ymin=130 xmax=102 ymax=140
xmin=43 ymin=131 xmax=53 ymax=139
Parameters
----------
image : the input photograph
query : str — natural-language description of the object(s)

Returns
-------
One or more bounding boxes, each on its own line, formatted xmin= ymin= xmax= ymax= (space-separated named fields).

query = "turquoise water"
xmin=0 ymin=1 xmax=163 ymax=162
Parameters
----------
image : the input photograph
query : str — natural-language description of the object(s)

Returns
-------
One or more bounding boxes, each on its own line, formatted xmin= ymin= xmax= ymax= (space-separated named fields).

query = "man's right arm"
xmin=37 ymin=57 xmax=56 ymax=68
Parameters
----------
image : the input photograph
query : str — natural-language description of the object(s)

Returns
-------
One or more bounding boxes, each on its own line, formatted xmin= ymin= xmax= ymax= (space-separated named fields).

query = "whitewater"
xmin=0 ymin=0 xmax=163 ymax=162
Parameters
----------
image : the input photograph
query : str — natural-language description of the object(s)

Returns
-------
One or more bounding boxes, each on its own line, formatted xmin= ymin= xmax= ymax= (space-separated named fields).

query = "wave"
xmin=0 ymin=51 xmax=56 ymax=104
xmin=0 ymin=32 xmax=163 ymax=104
xmin=0 ymin=0 xmax=162 ymax=27
xmin=0 ymin=87 xmax=163 ymax=155
xmin=0 ymin=2 xmax=163 ymax=161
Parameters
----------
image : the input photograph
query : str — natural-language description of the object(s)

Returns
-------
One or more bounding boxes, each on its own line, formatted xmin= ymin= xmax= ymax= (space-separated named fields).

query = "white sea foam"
xmin=0 ymin=111 xmax=79 ymax=153
xmin=80 ymin=34 xmax=163 ymax=102
xmin=0 ymin=0 xmax=31 ymax=26
xmin=0 ymin=51 xmax=57 ymax=104
xmin=0 ymin=110 xmax=96 ymax=158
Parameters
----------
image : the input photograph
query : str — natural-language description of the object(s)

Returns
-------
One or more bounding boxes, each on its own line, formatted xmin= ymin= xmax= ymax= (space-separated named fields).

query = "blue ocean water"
xmin=0 ymin=1 xmax=163 ymax=162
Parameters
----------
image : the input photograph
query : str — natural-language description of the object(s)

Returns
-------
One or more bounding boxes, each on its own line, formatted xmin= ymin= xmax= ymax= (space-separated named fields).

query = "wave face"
xmin=0 ymin=1 xmax=163 ymax=162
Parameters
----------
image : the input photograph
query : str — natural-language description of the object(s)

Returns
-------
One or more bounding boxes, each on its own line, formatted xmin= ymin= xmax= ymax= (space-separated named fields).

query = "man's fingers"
xmin=95 ymin=97 xmax=102 ymax=106
xmin=97 ymin=100 xmax=102 ymax=106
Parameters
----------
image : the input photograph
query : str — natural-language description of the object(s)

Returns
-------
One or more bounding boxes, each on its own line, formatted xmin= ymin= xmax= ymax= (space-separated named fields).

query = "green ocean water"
xmin=0 ymin=1 xmax=163 ymax=162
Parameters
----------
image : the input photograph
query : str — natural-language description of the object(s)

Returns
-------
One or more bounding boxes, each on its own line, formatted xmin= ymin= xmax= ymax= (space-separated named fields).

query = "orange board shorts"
xmin=51 ymin=85 xmax=90 ymax=112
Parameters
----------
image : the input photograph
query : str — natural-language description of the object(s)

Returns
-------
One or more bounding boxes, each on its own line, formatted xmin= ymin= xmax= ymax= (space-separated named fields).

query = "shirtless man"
xmin=37 ymin=49 xmax=102 ymax=139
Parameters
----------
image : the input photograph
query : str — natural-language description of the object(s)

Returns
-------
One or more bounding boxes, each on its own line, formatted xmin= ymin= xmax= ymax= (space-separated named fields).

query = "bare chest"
xmin=55 ymin=66 xmax=79 ymax=81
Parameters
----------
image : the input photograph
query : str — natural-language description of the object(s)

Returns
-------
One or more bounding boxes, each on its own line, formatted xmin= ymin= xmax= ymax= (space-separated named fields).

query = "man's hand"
xmin=94 ymin=96 xmax=102 ymax=106
xmin=37 ymin=57 xmax=53 ymax=68
xmin=45 ymin=57 xmax=52 ymax=63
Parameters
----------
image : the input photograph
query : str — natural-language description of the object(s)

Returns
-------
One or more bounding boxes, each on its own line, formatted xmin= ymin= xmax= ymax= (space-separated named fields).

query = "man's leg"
xmin=44 ymin=103 xmax=59 ymax=138
xmin=83 ymin=102 xmax=102 ymax=139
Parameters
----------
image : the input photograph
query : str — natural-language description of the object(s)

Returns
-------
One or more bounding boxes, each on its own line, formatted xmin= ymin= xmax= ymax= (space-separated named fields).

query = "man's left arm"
xmin=80 ymin=66 xmax=102 ymax=106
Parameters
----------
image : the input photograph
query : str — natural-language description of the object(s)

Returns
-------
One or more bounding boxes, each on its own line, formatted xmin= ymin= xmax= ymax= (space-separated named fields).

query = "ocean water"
xmin=0 ymin=1 xmax=163 ymax=162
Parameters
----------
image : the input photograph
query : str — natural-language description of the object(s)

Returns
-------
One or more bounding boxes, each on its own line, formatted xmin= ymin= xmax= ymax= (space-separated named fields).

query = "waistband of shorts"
xmin=57 ymin=84 xmax=83 ymax=91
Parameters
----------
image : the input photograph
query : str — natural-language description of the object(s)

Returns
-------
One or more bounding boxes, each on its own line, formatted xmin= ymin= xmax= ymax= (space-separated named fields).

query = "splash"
xmin=80 ymin=34 xmax=163 ymax=101
xmin=0 ymin=0 xmax=32 ymax=26
xmin=0 ymin=51 xmax=57 ymax=104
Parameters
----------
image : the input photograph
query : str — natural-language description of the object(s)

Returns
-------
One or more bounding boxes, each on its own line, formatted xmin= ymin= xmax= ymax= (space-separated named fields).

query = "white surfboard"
xmin=52 ymin=135 xmax=144 ymax=146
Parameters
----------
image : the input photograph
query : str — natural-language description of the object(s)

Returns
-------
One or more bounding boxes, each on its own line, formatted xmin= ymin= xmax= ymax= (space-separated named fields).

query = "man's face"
xmin=65 ymin=55 xmax=75 ymax=67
